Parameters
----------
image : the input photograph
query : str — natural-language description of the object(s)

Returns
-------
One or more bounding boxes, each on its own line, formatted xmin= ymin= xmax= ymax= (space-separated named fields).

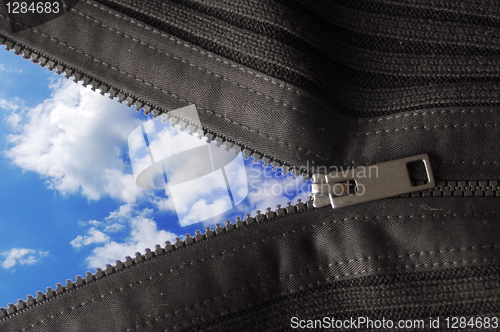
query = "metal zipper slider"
xmin=311 ymin=154 xmax=435 ymax=208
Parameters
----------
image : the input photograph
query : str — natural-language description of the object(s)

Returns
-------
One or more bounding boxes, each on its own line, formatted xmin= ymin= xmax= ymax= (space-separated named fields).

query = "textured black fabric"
xmin=1 ymin=0 xmax=500 ymax=331
xmin=2 ymin=199 xmax=500 ymax=331
xmin=1 ymin=0 xmax=500 ymax=176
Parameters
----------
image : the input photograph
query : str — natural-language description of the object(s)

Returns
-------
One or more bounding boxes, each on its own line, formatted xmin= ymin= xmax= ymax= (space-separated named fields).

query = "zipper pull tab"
xmin=311 ymin=154 xmax=435 ymax=208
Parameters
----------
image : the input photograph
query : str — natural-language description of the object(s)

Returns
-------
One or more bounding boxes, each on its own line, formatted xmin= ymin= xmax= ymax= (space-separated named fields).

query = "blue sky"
xmin=0 ymin=45 xmax=311 ymax=307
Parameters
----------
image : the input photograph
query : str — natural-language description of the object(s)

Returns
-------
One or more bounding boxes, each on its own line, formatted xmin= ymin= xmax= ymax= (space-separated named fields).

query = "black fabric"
xmin=1 ymin=0 xmax=500 ymax=331
xmin=2 ymin=199 xmax=500 ymax=331
xmin=1 ymin=0 xmax=500 ymax=177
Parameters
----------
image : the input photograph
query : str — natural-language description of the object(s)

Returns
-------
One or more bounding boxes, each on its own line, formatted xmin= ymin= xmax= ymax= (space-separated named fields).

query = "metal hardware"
xmin=311 ymin=154 xmax=435 ymax=208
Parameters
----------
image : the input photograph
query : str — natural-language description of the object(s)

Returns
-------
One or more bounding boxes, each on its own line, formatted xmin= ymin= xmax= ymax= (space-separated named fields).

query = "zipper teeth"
xmin=0 ymin=34 xmax=315 ymax=320
xmin=0 ymin=34 xmax=310 ymax=181
xmin=0 ymin=198 xmax=315 ymax=320
xmin=1 ymin=33 xmax=498 ymax=321
xmin=1 ymin=180 xmax=498 ymax=319
xmin=400 ymin=180 xmax=500 ymax=197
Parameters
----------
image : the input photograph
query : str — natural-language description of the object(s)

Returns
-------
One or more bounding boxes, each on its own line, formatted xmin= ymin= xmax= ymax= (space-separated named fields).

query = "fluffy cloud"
xmin=222 ymin=166 xmax=310 ymax=225
xmin=244 ymin=176 xmax=310 ymax=211
xmin=154 ymin=160 xmax=311 ymax=227
xmin=3 ymin=78 xmax=182 ymax=268
xmin=106 ymin=204 xmax=133 ymax=220
xmin=0 ymin=96 xmax=25 ymax=130
xmin=70 ymin=228 xmax=110 ymax=249
xmin=86 ymin=214 xmax=178 ymax=269
xmin=71 ymin=204 xmax=179 ymax=269
xmin=1 ymin=248 xmax=48 ymax=269
xmin=0 ymin=97 xmax=21 ymax=112
xmin=3 ymin=76 xmax=312 ymax=270
xmin=181 ymin=197 xmax=232 ymax=227
xmin=5 ymin=78 xmax=144 ymax=203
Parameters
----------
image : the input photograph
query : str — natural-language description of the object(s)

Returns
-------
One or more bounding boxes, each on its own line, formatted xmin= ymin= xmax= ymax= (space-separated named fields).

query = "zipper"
xmin=93 ymin=0 xmax=328 ymax=99
xmin=0 ymin=34 xmax=498 ymax=321
xmin=311 ymin=154 xmax=500 ymax=208
xmin=311 ymin=154 xmax=435 ymax=208
xmin=0 ymin=34 xmax=307 ymax=179
xmin=0 ymin=197 xmax=316 ymax=320
xmin=0 ymin=178 xmax=498 ymax=319
xmin=0 ymin=34 xmax=311 ymax=320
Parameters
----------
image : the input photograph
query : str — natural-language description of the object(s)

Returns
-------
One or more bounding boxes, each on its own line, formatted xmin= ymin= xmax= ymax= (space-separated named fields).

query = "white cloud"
xmin=129 ymin=121 xmax=212 ymax=190
xmin=5 ymin=112 xmax=21 ymax=127
xmin=70 ymin=228 xmax=110 ymax=249
xmin=1 ymin=248 xmax=48 ymax=269
xmin=0 ymin=96 xmax=26 ymax=128
xmin=103 ymin=223 xmax=126 ymax=233
xmin=86 ymin=213 xmax=178 ymax=269
xmin=169 ymin=169 xmax=230 ymax=215
xmin=0 ymin=63 xmax=22 ymax=73
xmin=144 ymin=119 xmax=205 ymax=163
xmin=71 ymin=204 xmax=179 ymax=269
xmin=230 ymin=170 xmax=310 ymax=222
xmin=154 ymin=161 xmax=310 ymax=227
xmin=181 ymin=197 xmax=232 ymax=227
xmin=0 ymin=97 xmax=20 ymax=112
xmin=5 ymin=78 xmax=144 ymax=203
xmin=105 ymin=202 xmax=133 ymax=220
xmin=88 ymin=219 xmax=101 ymax=227
xmin=154 ymin=196 xmax=176 ymax=212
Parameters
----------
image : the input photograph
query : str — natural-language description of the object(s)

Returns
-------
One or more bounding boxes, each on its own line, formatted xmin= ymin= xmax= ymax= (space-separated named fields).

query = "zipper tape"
xmin=0 ymin=198 xmax=314 ymax=320
xmin=0 ymin=34 xmax=315 ymax=320
xmin=1 ymin=31 xmax=499 ymax=322
xmin=0 ymin=34 xmax=310 ymax=181
xmin=1 ymin=177 xmax=498 ymax=319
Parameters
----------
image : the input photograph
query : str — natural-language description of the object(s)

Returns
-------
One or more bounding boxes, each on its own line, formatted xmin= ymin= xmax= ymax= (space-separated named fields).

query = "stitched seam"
xmin=23 ymin=253 xmax=499 ymax=331
xmin=371 ymin=0 xmax=494 ymax=17
xmin=86 ymin=0 xmax=500 ymax=113
xmin=277 ymin=295 xmax=499 ymax=327
xmin=2 ymin=2 xmax=497 ymax=329
xmin=19 ymin=273 xmax=163 ymax=332
xmin=329 ymin=159 xmax=500 ymax=168
xmin=0 ymin=13 xmax=326 ymax=159
xmin=73 ymin=5 xmax=500 ymax=148
xmin=333 ymin=2 xmax=500 ymax=50
xmin=345 ymin=83 xmax=500 ymax=99
xmin=82 ymin=0 xmax=500 ymax=122
xmin=172 ymin=245 xmax=500 ymax=313
xmin=356 ymin=108 xmax=496 ymax=124
xmin=438 ymin=160 xmax=500 ymax=165
xmin=71 ymin=7 xmax=325 ymax=123
xmin=128 ymin=1 xmax=306 ymax=74
xmin=165 ymin=292 xmax=499 ymax=331
xmin=162 ymin=270 xmax=500 ymax=330
xmin=84 ymin=1 xmax=500 ymax=128
xmin=17 ymin=211 xmax=497 ymax=330
xmin=13 ymin=2 xmax=496 ymax=128
xmin=132 ymin=250 xmax=500 ymax=330
xmin=347 ymin=122 xmax=499 ymax=136
xmin=83 ymin=0 xmax=323 ymax=101
xmin=332 ymin=38 xmax=500 ymax=77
